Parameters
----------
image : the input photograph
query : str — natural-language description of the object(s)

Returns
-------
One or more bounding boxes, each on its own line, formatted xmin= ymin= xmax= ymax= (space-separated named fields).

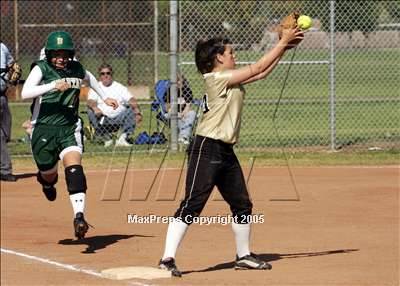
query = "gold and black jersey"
xmin=196 ymin=70 xmax=245 ymax=144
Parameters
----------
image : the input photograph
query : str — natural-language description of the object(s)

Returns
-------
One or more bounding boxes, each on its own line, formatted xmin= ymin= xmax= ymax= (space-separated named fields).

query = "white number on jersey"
xmin=202 ymin=93 xmax=210 ymax=113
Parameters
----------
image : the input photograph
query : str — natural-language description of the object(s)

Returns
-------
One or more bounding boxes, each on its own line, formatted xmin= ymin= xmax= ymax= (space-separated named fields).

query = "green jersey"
xmin=31 ymin=60 xmax=85 ymax=126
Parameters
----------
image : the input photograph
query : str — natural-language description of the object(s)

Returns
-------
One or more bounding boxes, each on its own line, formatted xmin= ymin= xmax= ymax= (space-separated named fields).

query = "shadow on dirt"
xmin=15 ymin=173 xmax=37 ymax=180
xmin=182 ymin=249 xmax=359 ymax=274
xmin=58 ymin=234 xmax=153 ymax=254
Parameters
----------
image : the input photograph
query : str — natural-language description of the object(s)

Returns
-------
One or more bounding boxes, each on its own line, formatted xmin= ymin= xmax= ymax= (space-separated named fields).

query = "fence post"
xmin=13 ymin=0 xmax=19 ymax=62
xmin=169 ymin=0 xmax=178 ymax=152
xmin=154 ymin=1 xmax=159 ymax=84
xmin=329 ymin=0 xmax=337 ymax=150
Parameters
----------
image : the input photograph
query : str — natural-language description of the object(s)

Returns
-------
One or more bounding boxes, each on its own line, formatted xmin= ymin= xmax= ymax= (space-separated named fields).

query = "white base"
xmin=101 ymin=266 xmax=171 ymax=280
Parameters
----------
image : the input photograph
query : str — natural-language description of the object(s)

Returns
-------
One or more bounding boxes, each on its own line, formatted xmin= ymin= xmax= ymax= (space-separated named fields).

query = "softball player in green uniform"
xmin=21 ymin=31 xmax=118 ymax=239
xmin=159 ymin=28 xmax=304 ymax=276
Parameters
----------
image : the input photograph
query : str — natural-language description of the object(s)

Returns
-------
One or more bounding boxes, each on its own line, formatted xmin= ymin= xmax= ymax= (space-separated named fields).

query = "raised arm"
xmin=242 ymin=56 xmax=282 ymax=85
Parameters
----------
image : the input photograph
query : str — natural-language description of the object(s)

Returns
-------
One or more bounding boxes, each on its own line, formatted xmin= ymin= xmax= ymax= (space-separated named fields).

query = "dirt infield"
xmin=1 ymin=165 xmax=399 ymax=286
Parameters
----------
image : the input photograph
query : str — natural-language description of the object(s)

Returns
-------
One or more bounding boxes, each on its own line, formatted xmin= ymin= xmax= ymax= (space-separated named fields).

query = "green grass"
xmin=10 ymin=148 xmax=399 ymax=171
xmin=8 ymin=48 xmax=400 ymax=158
xmin=9 ymin=98 xmax=399 ymax=154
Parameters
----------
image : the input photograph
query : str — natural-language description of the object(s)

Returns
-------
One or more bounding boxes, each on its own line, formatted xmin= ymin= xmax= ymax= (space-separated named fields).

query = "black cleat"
xmin=235 ymin=253 xmax=272 ymax=270
xmin=73 ymin=212 xmax=89 ymax=239
xmin=37 ymin=172 xmax=57 ymax=201
xmin=159 ymin=257 xmax=182 ymax=277
xmin=42 ymin=185 xmax=57 ymax=201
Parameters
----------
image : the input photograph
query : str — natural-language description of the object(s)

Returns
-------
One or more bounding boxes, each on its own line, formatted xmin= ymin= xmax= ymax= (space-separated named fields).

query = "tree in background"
xmin=305 ymin=1 xmax=382 ymax=49
xmin=382 ymin=1 xmax=400 ymax=25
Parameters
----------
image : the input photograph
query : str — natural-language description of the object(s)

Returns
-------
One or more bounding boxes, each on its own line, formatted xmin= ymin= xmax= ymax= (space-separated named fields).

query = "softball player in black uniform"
xmin=21 ymin=31 xmax=118 ymax=239
xmin=159 ymin=28 xmax=304 ymax=276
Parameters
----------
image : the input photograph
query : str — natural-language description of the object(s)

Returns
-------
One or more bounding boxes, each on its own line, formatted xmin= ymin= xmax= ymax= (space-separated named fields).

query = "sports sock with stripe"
xmin=69 ymin=192 xmax=85 ymax=216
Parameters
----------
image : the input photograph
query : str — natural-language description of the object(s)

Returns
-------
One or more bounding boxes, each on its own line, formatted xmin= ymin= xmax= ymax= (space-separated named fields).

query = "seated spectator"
xmin=176 ymin=74 xmax=197 ymax=145
xmin=87 ymin=64 xmax=142 ymax=147
xmin=161 ymin=74 xmax=197 ymax=145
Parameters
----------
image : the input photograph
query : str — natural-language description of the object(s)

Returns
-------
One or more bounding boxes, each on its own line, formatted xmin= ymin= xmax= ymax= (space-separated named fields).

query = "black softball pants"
xmin=174 ymin=135 xmax=253 ymax=224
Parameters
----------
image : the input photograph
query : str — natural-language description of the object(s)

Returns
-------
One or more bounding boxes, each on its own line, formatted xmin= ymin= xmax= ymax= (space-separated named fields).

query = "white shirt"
xmin=0 ymin=43 xmax=14 ymax=92
xmin=88 ymin=81 xmax=133 ymax=118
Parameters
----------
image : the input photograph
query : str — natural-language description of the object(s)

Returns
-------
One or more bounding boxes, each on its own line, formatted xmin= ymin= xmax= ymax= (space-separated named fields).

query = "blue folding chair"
xmin=138 ymin=79 xmax=171 ymax=146
xmin=148 ymin=79 xmax=202 ymax=145
xmin=151 ymin=79 xmax=170 ymax=126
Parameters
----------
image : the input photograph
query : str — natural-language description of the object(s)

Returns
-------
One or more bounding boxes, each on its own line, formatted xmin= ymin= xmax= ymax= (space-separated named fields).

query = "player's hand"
xmin=281 ymin=28 xmax=304 ymax=49
xmin=104 ymin=98 xmax=119 ymax=109
xmin=55 ymin=80 xmax=71 ymax=92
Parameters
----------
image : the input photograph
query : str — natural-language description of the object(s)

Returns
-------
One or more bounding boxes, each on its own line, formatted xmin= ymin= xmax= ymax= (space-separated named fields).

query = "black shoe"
xmin=37 ymin=173 xmax=57 ymax=201
xmin=235 ymin=253 xmax=272 ymax=270
xmin=159 ymin=257 xmax=182 ymax=277
xmin=0 ymin=174 xmax=17 ymax=182
xmin=73 ymin=212 xmax=89 ymax=239
xmin=42 ymin=185 xmax=57 ymax=201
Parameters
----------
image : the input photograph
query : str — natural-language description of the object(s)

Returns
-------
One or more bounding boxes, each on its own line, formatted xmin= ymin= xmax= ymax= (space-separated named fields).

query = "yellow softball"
xmin=297 ymin=15 xmax=313 ymax=30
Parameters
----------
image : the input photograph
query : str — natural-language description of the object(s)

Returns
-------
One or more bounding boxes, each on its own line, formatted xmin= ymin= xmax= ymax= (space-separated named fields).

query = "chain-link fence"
xmin=179 ymin=0 xmax=399 ymax=152
xmin=2 ymin=0 xmax=171 ymax=155
xmin=1 ymin=0 xmax=399 ymax=156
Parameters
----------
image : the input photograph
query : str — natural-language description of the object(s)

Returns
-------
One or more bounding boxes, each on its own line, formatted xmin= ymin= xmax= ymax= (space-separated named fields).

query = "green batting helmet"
xmin=45 ymin=31 xmax=75 ymax=60
xmin=45 ymin=31 xmax=74 ymax=51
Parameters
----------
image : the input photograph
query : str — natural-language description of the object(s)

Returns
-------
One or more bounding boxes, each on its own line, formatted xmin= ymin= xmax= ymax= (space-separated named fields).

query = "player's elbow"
xmin=21 ymin=87 xmax=30 ymax=99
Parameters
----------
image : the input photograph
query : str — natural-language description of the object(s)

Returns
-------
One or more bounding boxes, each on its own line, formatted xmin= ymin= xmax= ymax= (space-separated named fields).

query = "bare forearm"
xmin=230 ymin=38 xmax=287 ymax=86
xmin=229 ymin=28 xmax=303 ymax=86
xmin=243 ymin=55 xmax=282 ymax=84
xmin=251 ymin=39 xmax=287 ymax=75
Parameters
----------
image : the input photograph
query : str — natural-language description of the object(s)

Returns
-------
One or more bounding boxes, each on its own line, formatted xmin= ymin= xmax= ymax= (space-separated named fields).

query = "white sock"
xmin=69 ymin=192 xmax=86 ymax=216
xmin=232 ymin=222 xmax=251 ymax=258
xmin=162 ymin=218 xmax=189 ymax=260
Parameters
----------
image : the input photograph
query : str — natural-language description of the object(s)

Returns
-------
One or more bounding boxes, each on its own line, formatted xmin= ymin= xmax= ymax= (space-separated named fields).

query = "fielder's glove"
xmin=7 ymin=62 xmax=22 ymax=85
xmin=277 ymin=11 xmax=301 ymax=49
